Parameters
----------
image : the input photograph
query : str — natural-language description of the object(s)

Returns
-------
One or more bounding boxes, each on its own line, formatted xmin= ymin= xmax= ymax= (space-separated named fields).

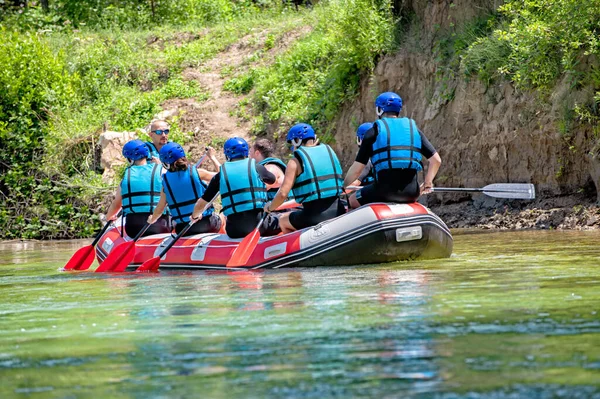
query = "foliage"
xmin=0 ymin=2 xmax=287 ymax=239
xmin=249 ymin=0 xmax=394 ymax=138
xmin=0 ymin=0 xmax=277 ymax=30
xmin=461 ymin=0 xmax=600 ymax=90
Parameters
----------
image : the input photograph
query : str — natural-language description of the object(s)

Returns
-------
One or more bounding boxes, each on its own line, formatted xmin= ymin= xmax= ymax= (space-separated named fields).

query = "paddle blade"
xmin=95 ymin=241 xmax=135 ymax=273
xmin=63 ymin=245 xmax=95 ymax=271
xmin=483 ymin=183 xmax=536 ymax=200
xmin=226 ymin=228 xmax=260 ymax=268
xmin=135 ymin=256 xmax=161 ymax=273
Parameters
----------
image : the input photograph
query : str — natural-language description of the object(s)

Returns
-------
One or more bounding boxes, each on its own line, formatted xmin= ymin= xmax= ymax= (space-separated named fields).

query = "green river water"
xmin=1 ymin=230 xmax=599 ymax=398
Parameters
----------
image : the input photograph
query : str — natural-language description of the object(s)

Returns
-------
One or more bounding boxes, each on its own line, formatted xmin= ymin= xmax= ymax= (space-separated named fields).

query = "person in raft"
xmin=348 ymin=122 xmax=376 ymax=188
xmin=146 ymin=142 xmax=224 ymax=236
xmin=343 ymin=92 xmax=442 ymax=208
xmin=249 ymin=138 xmax=293 ymax=202
xmin=105 ymin=139 xmax=171 ymax=237
xmin=263 ymin=123 xmax=346 ymax=234
xmin=190 ymin=137 xmax=281 ymax=239
xmin=144 ymin=120 xmax=171 ymax=163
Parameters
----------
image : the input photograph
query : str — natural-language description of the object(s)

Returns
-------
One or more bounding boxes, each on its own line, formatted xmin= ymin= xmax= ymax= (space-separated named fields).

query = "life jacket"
xmin=220 ymin=158 xmax=268 ymax=216
xmin=145 ymin=142 xmax=160 ymax=160
xmin=120 ymin=163 xmax=163 ymax=215
xmin=372 ymin=117 xmax=423 ymax=177
xmin=258 ymin=157 xmax=295 ymax=201
xmin=292 ymin=144 xmax=343 ymax=203
xmin=162 ymin=166 xmax=213 ymax=224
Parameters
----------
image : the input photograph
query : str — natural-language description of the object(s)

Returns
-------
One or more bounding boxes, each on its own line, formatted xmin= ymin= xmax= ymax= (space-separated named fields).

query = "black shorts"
xmin=226 ymin=209 xmax=281 ymax=239
xmin=175 ymin=213 xmax=222 ymax=236
xmin=355 ymin=179 xmax=419 ymax=205
xmin=288 ymin=197 xmax=345 ymax=230
xmin=125 ymin=213 xmax=170 ymax=238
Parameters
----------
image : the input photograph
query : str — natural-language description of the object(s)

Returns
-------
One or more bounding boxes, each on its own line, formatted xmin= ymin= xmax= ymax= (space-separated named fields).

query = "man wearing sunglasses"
xmin=145 ymin=120 xmax=171 ymax=164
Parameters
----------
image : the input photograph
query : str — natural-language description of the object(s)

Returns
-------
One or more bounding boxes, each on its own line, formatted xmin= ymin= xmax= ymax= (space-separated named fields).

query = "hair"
xmin=253 ymin=139 xmax=275 ymax=158
xmin=168 ymin=157 xmax=189 ymax=172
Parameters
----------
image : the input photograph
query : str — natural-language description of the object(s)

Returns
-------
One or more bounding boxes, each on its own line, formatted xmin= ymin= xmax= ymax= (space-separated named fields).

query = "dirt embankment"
xmin=328 ymin=0 xmax=600 ymax=229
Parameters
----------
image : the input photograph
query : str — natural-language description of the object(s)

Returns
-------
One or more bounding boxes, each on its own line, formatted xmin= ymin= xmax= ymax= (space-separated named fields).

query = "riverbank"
xmin=429 ymin=194 xmax=600 ymax=230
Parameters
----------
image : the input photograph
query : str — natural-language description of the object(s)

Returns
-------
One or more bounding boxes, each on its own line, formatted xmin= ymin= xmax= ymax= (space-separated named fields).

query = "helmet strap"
xmin=356 ymin=137 xmax=362 ymax=146
xmin=376 ymin=106 xmax=384 ymax=117
xmin=291 ymin=138 xmax=302 ymax=150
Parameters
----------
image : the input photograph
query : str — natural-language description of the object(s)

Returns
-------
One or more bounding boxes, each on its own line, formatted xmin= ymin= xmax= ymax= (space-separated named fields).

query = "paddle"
xmin=63 ymin=219 xmax=114 ymax=271
xmin=431 ymin=183 xmax=535 ymax=200
xmin=226 ymin=214 xmax=267 ymax=268
xmin=95 ymin=223 xmax=151 ymax=273
xmin=135 ymin=221 xmax=195 ymax=273
xmin=136 ymin=194 xmax=218 ymax=272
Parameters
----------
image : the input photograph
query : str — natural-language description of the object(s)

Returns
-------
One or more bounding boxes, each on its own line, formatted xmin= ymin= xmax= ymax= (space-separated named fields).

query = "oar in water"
xmin=431 ymin=183 xmax=535 ymax=200
xmin=95 ymin=223 xmax=151 ymax=273
xmin=226 ymin=214 xmax=267 ymax=268
xmin=135 ymin=221 xmax=196 ymax=273
xmin=63 ymin=219 xmax=114 ymax=271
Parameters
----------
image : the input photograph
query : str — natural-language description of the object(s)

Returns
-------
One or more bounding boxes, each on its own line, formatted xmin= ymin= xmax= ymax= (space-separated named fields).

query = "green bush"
xmin=250 ymin=0 xmax=394 ymax=138
xmin=462 ymin=0 xmax=600 ymax=90
xmin=1 ymin=0 xmax=278 ymax=30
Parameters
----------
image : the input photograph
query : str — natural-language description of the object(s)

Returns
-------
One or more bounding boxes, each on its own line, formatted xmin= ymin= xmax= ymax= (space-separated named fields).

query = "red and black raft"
xmin=95 ymin=203 xmax=453 ymax=270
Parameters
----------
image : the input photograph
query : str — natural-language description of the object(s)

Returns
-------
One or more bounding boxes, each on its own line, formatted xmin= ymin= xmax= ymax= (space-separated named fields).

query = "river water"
xmin=0 ymin=230 xmax=599 ymax=398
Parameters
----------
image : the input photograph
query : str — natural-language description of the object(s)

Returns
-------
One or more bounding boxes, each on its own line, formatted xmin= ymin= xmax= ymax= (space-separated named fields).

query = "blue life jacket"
xmin=293 ymin=144 xmax=343 ymax=203
xmin=220 ymin=158 xmax=268 ymax=216
xmin=258 ymin=157 xmax=295 ymax=201
xmin=372 ymin=117 xmax=423 ymax=176
xmin=145 ymin=142 xmax=160 ymax=160
xmin=162 ymin=166 xmax=213 ymax=224
xmin=120 ymin=163 xmax=163 ymax=215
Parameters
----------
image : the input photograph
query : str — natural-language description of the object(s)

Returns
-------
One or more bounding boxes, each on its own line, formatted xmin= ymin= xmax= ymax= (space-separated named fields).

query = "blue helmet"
xmin=375 ymin=92 xmax=402 ymax=116
xmin=159 ymin=142 xmax=186 ymax=164
xmin=224 ymin=137 xmax=249 ymax=161
xmin=356 ymin=122 xmax=373 ymax=146
xmin=122 ymin=139 xmax=149 ymax=161
xmin=287 ymin=123 xmax=315 ymax=144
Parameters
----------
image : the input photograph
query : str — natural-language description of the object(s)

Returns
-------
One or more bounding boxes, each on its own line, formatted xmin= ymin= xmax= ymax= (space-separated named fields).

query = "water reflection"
xmin=0 ymin=231 xmax=599 ymax=397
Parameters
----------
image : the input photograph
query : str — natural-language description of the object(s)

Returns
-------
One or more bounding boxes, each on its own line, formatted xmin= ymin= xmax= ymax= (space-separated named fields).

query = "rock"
xmin=154 ymin=108 xmax=178 ymax=121
xmin=99 ymin=131 xmax=138 ymax=182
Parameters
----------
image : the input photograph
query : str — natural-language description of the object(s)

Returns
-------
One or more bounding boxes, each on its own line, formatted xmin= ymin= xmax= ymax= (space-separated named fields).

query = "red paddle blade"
xmin=226 ymin=228 xmax=260 ymax=268
xmin=63 ymin=245 xmax=95 ymax=270
xmin=135 ymin=256 xmax=161 ymax=273
xmin=95 ymin=242 xmax=135 ymax=273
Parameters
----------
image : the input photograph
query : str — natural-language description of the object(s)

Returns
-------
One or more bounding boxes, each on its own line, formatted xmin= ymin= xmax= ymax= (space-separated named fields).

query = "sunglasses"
xmin=152 ymin=129 xmax=170 ymax=135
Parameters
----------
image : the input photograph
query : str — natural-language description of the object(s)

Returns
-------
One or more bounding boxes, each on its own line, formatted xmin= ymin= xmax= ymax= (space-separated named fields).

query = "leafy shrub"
xmin=251 ymin=0 xmax=394 ymax=138
xmin=462 ymin=0 xmax=600 ymax=90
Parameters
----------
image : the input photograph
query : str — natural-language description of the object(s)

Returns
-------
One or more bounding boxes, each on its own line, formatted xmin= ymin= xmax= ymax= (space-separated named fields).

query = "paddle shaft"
xmin=132 ymin=223 xmax=152 ymax=241
xmin=91 ymin=219 xmax=115 ymax=247
xmin=432 ymin=188 xmax=518 ymax=193
xmin=156 ymin=222 xmax=195 ymax=258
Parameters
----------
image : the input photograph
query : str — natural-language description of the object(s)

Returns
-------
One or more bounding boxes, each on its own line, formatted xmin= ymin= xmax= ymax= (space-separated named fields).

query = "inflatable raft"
xmin=95 ymin=203 xmax=453 ymax=270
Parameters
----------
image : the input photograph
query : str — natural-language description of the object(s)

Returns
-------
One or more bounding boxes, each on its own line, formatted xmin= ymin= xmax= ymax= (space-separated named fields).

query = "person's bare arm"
xmin=105 ymin=187 xmax=123 ymax=220
xmin=266 ymin=158 xmax=299 ymax=211
xmin=343 ymin=161 xmax=366 ymax=188
xmin=207 ymin=146 xmax=221 ymax=171
xmin=147 ymin=191 xmax=168 ymax=224
xmin=264 ymin=164 xmax=285 ymax=190
xmin=198 ymin=169 xmax=217 ymax=182
xmin=421 ymin=153 xmax=441 ymax=194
